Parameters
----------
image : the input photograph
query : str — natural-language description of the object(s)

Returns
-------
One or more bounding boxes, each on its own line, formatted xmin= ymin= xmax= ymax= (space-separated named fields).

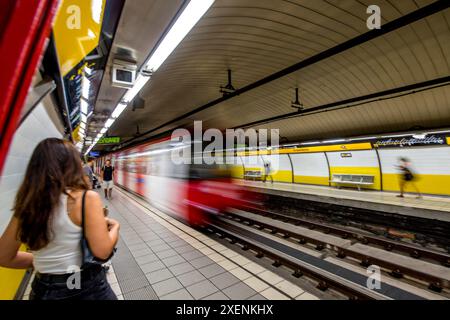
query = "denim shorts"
xmin=30 ymin=266 xmax=117 ymax=300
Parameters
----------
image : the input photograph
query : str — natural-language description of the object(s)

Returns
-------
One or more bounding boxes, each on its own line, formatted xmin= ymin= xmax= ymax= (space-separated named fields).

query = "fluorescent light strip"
xmin=100 ymin=127 xmax=107 ymax=134
xmin=145 ymin=0 xmax=215 ymax=72
xmin=322 ymin=139 xmax=346 ymax=144
xmin=80 ymin=99 xmax=88 ymax=115
xmin=104 ymin=118 xmax=115 ymax=128
xmin=111 ymin=103 xmax=127 ymax=118
xmin=82 ymin=76 xmax=90 ymax=100
xmin=122 ymin=75 xmax=150 ymax=103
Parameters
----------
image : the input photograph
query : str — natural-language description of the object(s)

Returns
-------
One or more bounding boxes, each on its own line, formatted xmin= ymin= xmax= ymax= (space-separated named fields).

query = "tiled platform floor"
xmin=107 ymin=188 xmax=319 ymax=300
xmin=239 ymin=180 xmax=450 ymax=219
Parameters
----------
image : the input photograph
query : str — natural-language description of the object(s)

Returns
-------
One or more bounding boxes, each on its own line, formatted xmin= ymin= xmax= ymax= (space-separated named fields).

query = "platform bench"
xmin=244 ymin=170 xmax=262 ymax=181
xmin=330 ymin=174 xmax=375 ymax=191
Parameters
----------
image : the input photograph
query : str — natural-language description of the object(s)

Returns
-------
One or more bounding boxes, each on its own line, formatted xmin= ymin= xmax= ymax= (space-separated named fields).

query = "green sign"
xmin=97 ymin=137 xmax=121 ymax=145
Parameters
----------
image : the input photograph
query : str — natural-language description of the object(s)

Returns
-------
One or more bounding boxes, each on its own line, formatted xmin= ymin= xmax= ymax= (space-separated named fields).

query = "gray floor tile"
xmin=135 ymin=253 xmax=159 ymax=265
xmin=209 ymin=272 xmax=240 ymax=290
xmin=168 ymin=262 xmax=195 ymax=276
xmin=128 ymin=242 xmax=148 ymax=251
xmin=222 ymin=282 xmax=257 ymax=300
xmin=145 ymin=268 xmax=174 ymax=285
xmin=152 ymin=277 xmax=183 ymax=297
xmin=131 ymin=247 xmax=153 ymax=258
xmin=247 ymin=294 xmax=267 ymax=300
xmin=160 ymin=288 xmax=194 ymax=300
xmin=198 ymin=264 xmax=226 ymax=279
xmin=174 ymin=244 xmax=196 ymax=254
xmin=190 ymin=256 xmax=214 ymax=269
xmin=124 ymin=237 xmax=144 ymax=245
xmin=146 ymin=239 xmax=166 ymax=247
xmin=140 ymin=260 xmax=166 ymax=274
xmin=201 ymin=291 xmax=230 ymax=300
xmin=181 ymin=250 xmax=204 ymax=261
xmin=186 ymin=280 xmax=219 ymax=300
xmin=152 ymin=243 xmax=173 ymax=252
xmin=176 ymin=270 xmax=207 ymax=287
xmin=170 ymin=240 xmax=189 ymax=248
xmin=162 ymin=255 xmax=185 ymax=267
xmin=155 ymin=249 xmax=178 ymax=259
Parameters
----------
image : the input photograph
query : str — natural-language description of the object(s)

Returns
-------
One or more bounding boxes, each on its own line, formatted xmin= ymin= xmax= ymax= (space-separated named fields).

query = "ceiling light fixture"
xmin=145 ymin=0 xmax=215 ymax=72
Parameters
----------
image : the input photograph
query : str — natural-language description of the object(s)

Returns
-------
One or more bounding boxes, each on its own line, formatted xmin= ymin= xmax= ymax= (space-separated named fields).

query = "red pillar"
xmin=0 ymin=0 xmax=60 ymax=175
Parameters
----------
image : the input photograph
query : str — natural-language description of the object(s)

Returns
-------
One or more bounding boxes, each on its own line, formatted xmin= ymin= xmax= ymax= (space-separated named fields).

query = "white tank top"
xmin=32 ymin=194 xmax=83 ymax=274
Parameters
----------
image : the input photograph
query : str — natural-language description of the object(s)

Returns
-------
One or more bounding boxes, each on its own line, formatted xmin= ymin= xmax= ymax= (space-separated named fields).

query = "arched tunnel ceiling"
xmin=101 ymin=0 xmax=450 ymax=148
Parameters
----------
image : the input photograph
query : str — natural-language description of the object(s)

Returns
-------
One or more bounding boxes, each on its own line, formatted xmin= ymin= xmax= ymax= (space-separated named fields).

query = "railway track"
xmin=240 ymin=204 xmax=450 ymax=268
xmin=206 ymin=216 xmax=439 ymax=300
xmin=221 ymin=208 xmax=449 ymax=292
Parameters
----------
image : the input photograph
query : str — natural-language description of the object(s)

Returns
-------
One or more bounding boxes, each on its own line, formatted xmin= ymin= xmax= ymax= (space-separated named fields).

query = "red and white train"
xmin=94 ymin=136 xmax=253 ymax=226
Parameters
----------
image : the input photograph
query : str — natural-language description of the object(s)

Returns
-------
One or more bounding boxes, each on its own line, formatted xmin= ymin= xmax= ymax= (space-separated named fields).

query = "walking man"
xmin=101 ymin=159 xmax=114 ymax=200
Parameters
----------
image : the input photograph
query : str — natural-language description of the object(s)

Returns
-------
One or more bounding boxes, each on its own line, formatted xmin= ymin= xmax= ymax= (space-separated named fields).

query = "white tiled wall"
xmin=0 ymin=99 xmax=63 ymax=234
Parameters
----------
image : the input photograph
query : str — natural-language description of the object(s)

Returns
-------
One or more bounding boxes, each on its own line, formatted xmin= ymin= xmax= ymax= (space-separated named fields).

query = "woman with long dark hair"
xmin=0 ymin=138 xmax=120 ymax=300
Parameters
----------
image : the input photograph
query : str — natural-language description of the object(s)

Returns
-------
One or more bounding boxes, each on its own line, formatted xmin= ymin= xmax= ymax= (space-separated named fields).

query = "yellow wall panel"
xmin=330 ymin=167 xmax=381 ymax=190
xmin=271 ymin=170 xmax=292 ymax=183
xmin=0 ymin=245 xmax=28 ymax=300
xmin=53 ymin=0 xmax=106 ymax=75
xmin=294 ymin=175 xmax=329 ymax=186
xmin=231 ymin=165 xmax=244 ymax=179
xmin=382 ymin=174 xmax=450 ymax=196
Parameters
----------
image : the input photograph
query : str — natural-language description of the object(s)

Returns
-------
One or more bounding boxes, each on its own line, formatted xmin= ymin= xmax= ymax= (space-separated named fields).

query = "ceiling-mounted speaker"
xmin=132 ymin=95 xmax=145 ymax=111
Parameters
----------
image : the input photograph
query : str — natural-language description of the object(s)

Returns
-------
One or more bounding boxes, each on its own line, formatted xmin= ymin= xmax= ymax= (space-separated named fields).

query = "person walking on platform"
xmin=262 ymin=161 xmax=273 ymax=184
xmin=101 ymin=160 xmax=114 ymax=200
xmin=397 ymin=157 xmax=422 ymax=199
xmin=0 ymin=138 xmax=120 ymax=300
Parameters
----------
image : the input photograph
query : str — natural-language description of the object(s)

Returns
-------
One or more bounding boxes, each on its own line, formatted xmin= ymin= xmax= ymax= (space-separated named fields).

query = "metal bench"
xmin=244 ymin=170 xmax=262 ymax=181
xmin=330 ymin=174 xmax=375 ymax=191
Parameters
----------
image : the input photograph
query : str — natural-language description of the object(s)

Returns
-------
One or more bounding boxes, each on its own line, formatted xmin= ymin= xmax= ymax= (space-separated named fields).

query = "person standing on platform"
xmin=101 ymin=160 xmax=114 ymax=200
xmin=397 ymin=157 xmax=421 ymax=198
xmin=0 ymin=138 xmax=120 ymax=300
xmin=82 ymin=160 xmax=94 ymax=189
xmin=263 ymin=161 xmax=273 ymax=184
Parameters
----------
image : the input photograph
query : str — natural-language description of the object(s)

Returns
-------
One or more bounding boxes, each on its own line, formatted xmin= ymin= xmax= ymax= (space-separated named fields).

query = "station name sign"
xmin=372 ymin=134 xmax=446 ymax=148
xmin=97 ymin=137 xmax=121 ymax=145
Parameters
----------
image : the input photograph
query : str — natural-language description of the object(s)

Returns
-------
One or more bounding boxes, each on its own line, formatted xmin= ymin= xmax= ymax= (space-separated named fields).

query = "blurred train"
xmin=94 ymin=136 xmax=256 ymax=226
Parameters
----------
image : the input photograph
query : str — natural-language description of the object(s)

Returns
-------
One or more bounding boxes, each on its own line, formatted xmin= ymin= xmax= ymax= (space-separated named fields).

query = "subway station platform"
xmin=238 ymin=181 xmax=450 ymax=223
xmin=24 ymin=188 xmax=320 ymax=300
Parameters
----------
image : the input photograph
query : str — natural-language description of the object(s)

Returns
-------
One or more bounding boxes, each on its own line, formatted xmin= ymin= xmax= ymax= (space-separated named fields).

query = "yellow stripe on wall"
xmin=382 ymin=174 xmax=450 ymax=196
xmin=236 ymin=143 xmax=372 ymax=156
xmin=0 ymin=245 xmax=28 ymax=300
xmin=330 ymin=167 xmax=381 ymax=190
xmin=294 ymin=175 xmax=329 ymax=186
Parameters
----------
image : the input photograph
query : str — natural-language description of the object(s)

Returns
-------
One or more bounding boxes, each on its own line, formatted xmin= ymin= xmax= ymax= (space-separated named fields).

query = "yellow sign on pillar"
xmin=53 ymin=0 xmax=106 ymax=76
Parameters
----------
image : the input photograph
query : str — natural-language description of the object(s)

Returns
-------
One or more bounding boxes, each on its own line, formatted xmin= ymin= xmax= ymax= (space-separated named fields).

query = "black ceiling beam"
xmin=119 ymin=0 xmax=450 ymax=149
xmin=235 ymin=76 xmax=450 ymax=129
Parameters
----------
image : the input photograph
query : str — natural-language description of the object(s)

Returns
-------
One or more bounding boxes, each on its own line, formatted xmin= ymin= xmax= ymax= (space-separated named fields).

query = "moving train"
xmin=94 ymin=137 xmax=256 ymax=225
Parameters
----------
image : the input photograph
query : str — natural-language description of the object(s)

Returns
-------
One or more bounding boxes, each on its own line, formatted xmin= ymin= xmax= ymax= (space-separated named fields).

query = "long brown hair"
xmin=14 ymin=138 xmax=89 ymax=250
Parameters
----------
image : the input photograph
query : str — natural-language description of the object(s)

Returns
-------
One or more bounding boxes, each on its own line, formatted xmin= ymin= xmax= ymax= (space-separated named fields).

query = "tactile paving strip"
xmin=111 ymin=238 xmax=158 ymax=299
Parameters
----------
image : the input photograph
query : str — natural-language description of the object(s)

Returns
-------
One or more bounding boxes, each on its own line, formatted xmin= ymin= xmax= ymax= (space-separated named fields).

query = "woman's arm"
xmin=0 ymin=217 xmax=33 ymax=269
xmin=84 ymin=191 xmax=120 ymax=260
